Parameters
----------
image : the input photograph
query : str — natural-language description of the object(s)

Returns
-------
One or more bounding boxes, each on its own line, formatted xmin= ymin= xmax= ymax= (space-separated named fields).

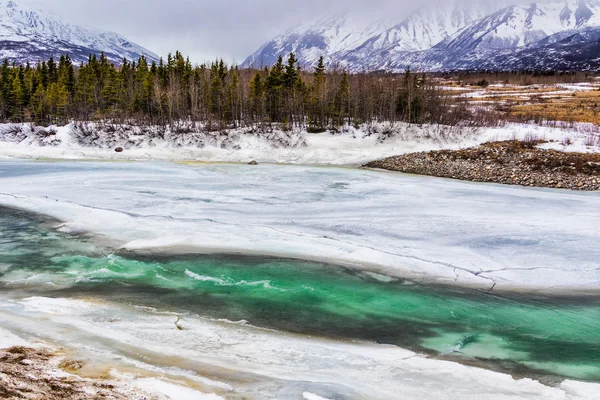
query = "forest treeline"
xmin=0 ymin=52 xmax=459 ymax=130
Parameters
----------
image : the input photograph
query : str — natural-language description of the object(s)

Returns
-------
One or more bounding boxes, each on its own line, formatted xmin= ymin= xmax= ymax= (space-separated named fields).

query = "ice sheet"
xmin=0 ymin=161 xmax=598 ymax=291
xmin=1 ymin=296 xmax=597 ymax=400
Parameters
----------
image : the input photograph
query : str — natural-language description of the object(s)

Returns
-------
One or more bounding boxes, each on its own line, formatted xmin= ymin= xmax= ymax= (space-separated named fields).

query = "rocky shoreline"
xmin=0 ymin=347 xmax=155 ymax=400
xmin=365 ymin=141 xmax=600 ymax=191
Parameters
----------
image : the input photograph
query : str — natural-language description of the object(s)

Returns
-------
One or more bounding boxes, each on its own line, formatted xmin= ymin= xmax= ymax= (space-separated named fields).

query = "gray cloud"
xmin=24 ymin=0 xmax=451 ymax=63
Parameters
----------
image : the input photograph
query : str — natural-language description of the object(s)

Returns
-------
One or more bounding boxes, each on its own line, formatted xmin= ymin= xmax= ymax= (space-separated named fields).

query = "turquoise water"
xmin=1 ymin=206 xmax=599 ymax=382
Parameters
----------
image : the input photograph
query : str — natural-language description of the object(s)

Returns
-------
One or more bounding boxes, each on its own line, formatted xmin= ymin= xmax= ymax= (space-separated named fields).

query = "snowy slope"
xmin=336 ymin=0 xmax=505 ymax=71
xmin=245 ymin=0 xmax=600 ymax=71
xmin=243 ymin=0 xmax=508 ymax=69
xmin=436 ymin=0 xmax=600 ymax=52
xmin=0 ymin=0 xmax=158 ymax=64
xmin=242 ymin=12 xmax=397 ymax=68
xmin=459 ymin=26 xmax=600 ymax=70
xmin=410 ymin=0 xmax=600 ymax=71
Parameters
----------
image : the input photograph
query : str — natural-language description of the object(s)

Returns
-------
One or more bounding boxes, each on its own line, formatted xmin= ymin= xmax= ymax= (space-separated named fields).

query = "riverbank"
xmin=0 ymin=346 xmax=140 ymax=400
xmin=0 ymin=325 xmax=225 ymax=400
xmin=0 ymin=121 xmax=598 ymax=166
xmin=365 ymin=140 xmax=600 ymax=191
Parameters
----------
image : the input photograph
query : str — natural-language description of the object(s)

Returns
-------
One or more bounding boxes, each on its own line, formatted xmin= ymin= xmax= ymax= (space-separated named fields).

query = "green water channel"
xmin=1 ymin=206 xmax=599 ymax=382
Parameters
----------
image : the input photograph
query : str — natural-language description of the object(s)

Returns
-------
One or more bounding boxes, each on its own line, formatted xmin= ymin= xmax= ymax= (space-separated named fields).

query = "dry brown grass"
xmin=485 ymin=86 xmax=563 ymax=93
xmin=436 ymin=76 xmax=600 ymax=126
xmin=441 ymin=90 xmax=473 ymax=96
xmin=470 ymin=95 xmax=532 ymax=102
xmin=509 ymin=91 xmax=600 ymax=124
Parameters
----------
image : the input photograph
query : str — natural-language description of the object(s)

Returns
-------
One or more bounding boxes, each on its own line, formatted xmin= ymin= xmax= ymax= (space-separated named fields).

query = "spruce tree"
xmin=11 ymin=75 xmax=23 ymax=121
xmin=310 ymin=56 xmax=326 ymax=130
xmin=266 ymin=56 xmax=284 ymax=122
xmin=31 ymin=83 xmax=46 ymax=123
xmin=101 ymin=68 xmax=120 ymax=110
xmin=249 ymin=71 xmax=264 ymax=122
xmin=284 ymin=53 xmax=298 ymax=90
xmin=47 ymin=56 xmax=58 ymax=84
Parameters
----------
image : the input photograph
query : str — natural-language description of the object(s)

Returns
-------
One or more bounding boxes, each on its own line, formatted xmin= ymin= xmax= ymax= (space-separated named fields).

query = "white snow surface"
xmin=0 ymin=121 xmax=599 ymax=163
xmin=0 ymin=160 xmax=598 ymax=291
xmin=132 ymin=378 xmax=224 ymax=400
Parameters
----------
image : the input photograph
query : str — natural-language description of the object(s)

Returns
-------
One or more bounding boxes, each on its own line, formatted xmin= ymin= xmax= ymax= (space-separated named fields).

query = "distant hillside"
xmin=244 ymin=0 xmax=600 ymax=71
xmin=0 ymin=0 xmax=159 ymax=64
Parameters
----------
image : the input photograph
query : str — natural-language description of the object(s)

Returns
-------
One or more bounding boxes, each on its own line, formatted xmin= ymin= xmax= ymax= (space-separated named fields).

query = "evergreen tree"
xmin=101 ymin=68 xmax=120 ymax=110
xmin=31 ymin=83 xmax=47 ymax=123
xmin=39 ymin=61 xmax=49 ymax=89
xmin=284 ymin=53 xmax=298 ymax=90
xmin=249 ymin=71 xmax=264 ymax=122
xmin=225 ymin=67 xmax=239 ymax=123
xmin=11 ymin=75 xmax=23 ymax=120
xmin=310 ymin=56 xmax=326 ymax=129
xmin=266 ymin=56 xmax=284 ymax=122
xmin=47 ymin=56 xmax=58 ymax=84
xmin=397 ymin=67 xmax=424 ymax=123
xmin=0 ymin=51 xmax=451 ymax=127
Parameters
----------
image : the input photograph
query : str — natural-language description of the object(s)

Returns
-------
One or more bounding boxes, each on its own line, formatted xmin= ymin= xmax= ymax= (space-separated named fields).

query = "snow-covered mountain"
xmin=0 ymin=0 xmax=158 ymax=64
xmin=417 ymin=0 xmax=600 ymax=70
xmin=334 ymin=0 xmax=506 ymax=71
xmin=244 ymin=0 xmax=600 ymax=71
xmin=243 ymin=0 xmax=508 ymax=69
xmin=469 ymin=26 xmax=600 ymax=70
xmin=242 ymin=12 xmax=398 ymax=68
xmin=436 ymin=0 xmax=600 ymax=52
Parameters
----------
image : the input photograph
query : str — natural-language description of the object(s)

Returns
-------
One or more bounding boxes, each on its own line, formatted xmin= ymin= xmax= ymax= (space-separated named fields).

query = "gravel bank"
xmin=365 ymin=141 xmax=600 ymax=191
xmin=0 ymin=347 xmax=156 ymax=400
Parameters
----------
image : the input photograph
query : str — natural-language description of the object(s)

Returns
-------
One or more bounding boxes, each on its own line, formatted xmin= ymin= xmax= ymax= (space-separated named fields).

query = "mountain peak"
xmin=244 ymin=0 xmax=600 ymax=72
xmin=0 ymin=0 xmax=158 ymax=64
xmin=242 ymin=0 xmax=511 ymax=70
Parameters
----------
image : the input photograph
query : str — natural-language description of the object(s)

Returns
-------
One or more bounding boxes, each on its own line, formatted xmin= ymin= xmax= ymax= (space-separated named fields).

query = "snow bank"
xmin=132 ymin=378 xmax=224 ymax=400
xmin=0 ymin=121 xmax=597 ymax=164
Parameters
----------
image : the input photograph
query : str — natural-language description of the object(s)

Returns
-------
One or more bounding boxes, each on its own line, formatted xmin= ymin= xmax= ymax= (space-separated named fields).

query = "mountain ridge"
xmin=0 ymin=0 xmax=159 ymax=64
xmin=244 ymin=0 xmax=600 ymax=71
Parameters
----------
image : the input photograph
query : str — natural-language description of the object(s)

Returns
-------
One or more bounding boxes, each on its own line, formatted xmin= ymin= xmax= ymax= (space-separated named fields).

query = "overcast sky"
xmin=23 ymin=0 xmax=417 ymax=64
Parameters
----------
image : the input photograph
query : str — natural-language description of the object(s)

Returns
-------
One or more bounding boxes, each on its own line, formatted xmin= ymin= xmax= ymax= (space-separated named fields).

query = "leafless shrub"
xmin=523 ymin=132 xmax=543 ymax=145
xmin=584 ymin=134 xmax=596 ymax=147
xmin=561 ymin=135 xmax=574 ymax=146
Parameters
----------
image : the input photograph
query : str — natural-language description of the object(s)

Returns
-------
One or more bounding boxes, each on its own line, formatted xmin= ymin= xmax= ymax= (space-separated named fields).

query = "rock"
xmin=248 ymin=160 xmax=258 ymax=165
xmin=115 ymin=147 xmax=124 ymax=153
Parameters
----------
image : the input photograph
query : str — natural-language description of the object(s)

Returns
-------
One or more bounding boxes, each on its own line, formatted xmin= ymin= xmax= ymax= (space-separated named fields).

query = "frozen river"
xmin=0 ymin=160 xmax=598 ymax=291
xmin=0 ymin=160 xmax=599 ymax=399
